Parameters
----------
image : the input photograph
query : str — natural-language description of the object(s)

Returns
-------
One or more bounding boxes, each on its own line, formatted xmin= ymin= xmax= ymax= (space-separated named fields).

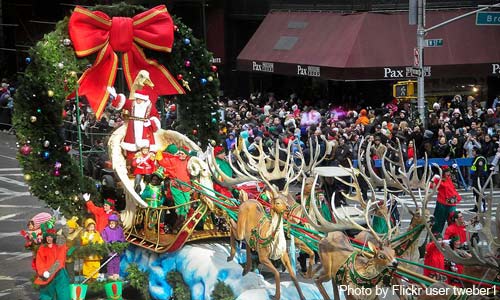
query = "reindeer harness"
xmin=248 ymin=214 xmax=283 ymax=251
xmin=335 ymin=252 xmax=391 ymax=288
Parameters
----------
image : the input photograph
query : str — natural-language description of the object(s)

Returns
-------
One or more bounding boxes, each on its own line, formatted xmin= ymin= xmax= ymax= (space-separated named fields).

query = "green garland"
xmin=69 ymin=242 xmax=129 ymax=259
xmin=13 ymin=2 xmax=220 ymax=218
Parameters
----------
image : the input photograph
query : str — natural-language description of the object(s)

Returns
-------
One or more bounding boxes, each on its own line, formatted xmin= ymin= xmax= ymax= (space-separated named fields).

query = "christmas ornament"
xmin=185 ymin=60 xmax=191 ymax=67
xmin=70 ymin=71 xmax=77 ymax=77
xmin=20 ymin=144 xmax=32 ymax=156
xmin=47 ymin=90 xmax=54 ymax=97
xmin=210 ymin=65 xmax=218 ymax=72
xmin=211 ymin=117 xmax=217 ymax=123
xmin=42 ymin=151 xmax=50 ymax=160
xmin=54 ymin=190 xmax=60 ymax=195
xmin=177 ymin=74 xmax=183 ymax=81
xmin=57 ymin=62 xmax=64 ymax=69
xmin=200 ymin=78 xmax=207 ymax=85
xmin=37 ymin=108 xmax=42 ymax=113
xmin=207 ymin=76 xmax=214 ymax=82
xmin=24 ymin=174 xmax=32 ymax=181
xmin=63 ymin=38 xmax=72 ymax=46
xmin=54 ymin=161 xmax=62 ymax=169
xmin=174 ymin=25 xmax=178 ymax=31
xmin=183 ymin=38 xmax=191 ymax=45
xmin=43 ymin=140 xmax=50 ymax=148
xmin=54 ymin=169 xmax=61 ymax=177
xmin=192 ymin=129 xmax=198 ymax=135
xmin=25 ymin=57 xmax=31 ymax=64
xmin=63 ymin=145 xmax=71 ymax=152
xmin=30 ymin=116 xmax=37 ymax=123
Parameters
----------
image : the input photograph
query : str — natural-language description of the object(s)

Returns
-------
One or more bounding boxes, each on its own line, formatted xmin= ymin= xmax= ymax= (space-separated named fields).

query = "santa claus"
xmin=108 ymin=87 xmax=161 ymax=156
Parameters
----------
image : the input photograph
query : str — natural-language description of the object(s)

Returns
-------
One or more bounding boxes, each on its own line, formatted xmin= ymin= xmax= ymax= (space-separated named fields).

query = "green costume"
xmin=373 ymin=215 xmax=388 ymax=234
xmin=170 ymin=186 xmax=191 ymax=217
xmin=39 ymin=269 xmax=70 ymax=300
xmin=141 ymin=184 xmax=164 ymax=208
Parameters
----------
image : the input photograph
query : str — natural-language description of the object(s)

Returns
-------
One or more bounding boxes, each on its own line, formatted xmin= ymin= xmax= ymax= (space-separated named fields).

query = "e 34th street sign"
xmin=476 ymin=11 xmax=500 ymax=25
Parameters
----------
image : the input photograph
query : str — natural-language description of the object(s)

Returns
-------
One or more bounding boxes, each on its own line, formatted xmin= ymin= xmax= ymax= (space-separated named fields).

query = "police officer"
xmin=470 ymin=147 xmax=489 ymax=212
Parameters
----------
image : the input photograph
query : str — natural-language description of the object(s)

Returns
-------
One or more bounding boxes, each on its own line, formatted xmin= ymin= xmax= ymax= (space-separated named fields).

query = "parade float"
xmin=12 ymin=2 xmax=500 ymax=300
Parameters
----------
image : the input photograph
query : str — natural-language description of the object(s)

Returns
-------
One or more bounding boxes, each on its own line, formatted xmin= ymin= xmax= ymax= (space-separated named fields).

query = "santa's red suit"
xmin=112 ymin=89 xmax=161 ymax=154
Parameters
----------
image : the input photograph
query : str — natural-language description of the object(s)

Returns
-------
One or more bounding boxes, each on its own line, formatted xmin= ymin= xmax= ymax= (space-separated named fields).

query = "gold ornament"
xmin=24 ymin=174 xmax=32 ymax=181
xmin=30 ymin=116 xmax=37 ymax=123
xmin=70 ymin=71 xmax=77 ymax=78
xmin=47 ymin=90 xmax=54 ymax=97
xmin=207 ymin=76 xmax=214 ymax=82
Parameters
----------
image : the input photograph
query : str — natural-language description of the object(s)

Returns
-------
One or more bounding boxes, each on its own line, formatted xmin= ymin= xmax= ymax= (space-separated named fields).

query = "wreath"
xmin=13 ymin=3 xmax=220 ymax=217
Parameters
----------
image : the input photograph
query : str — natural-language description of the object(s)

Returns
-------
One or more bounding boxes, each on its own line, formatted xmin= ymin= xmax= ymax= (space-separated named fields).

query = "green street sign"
xmin=476 ymin=11 xmax=500 ymax=26
xmin=424 ymin=39 xmax=443 ymax=47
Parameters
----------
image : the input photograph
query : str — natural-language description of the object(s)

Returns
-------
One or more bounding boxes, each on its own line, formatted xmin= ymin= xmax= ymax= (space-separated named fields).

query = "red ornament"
xmin=20 ymin=144 xmax=32 ymax=156
xmin=174 ymin=25 xmax=178 ymax=32
xmin=192 ymin=129 xmax=197 ymax=135
xmin=210 ymin=65 xmax=218 ymax=72
xmin=185 ymin=60 xmax=191 ymax=67
xmin=63 ymin=145 xmax=71 ymax=152
xmin=54 ymin=169 xmax=61 ymax=177
xmin=177 ymin=74 xmax=183 ymax=81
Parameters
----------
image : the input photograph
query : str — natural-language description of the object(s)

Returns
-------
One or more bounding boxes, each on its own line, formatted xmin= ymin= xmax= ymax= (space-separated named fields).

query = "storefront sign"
xmin=252 ymin=61 xmax=274 ymax=72
xmin=383 ymin=67 xmax=431 ymax=78
xmin=297 ymin=65 xmax=321 ymax=77
xmin=493 ymin=63 xmax=500 ymax=74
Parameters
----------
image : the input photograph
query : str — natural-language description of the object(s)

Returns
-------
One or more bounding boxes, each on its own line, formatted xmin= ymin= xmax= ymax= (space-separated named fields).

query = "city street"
xmin=0 ymin=131 xmax=498 ymax=299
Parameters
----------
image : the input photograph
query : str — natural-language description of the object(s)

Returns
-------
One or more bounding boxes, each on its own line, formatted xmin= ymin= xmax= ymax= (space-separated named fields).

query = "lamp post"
xmin=415 ymin=1 xmax=500 ymax=129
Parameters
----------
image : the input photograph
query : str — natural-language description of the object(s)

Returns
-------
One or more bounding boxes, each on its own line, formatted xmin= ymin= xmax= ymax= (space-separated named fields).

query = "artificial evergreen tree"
xmin=13 ymin=3 xmax=220 ymax=217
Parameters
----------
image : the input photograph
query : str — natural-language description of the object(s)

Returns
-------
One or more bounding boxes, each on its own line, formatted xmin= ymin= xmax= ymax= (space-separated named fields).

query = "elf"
xmin=431 ymin=166 xmax=462 ymax=234
xmin=101 ymin=214 xmax=125 ymax=280
xmin=63 ymin=216 xmax=82 ymax=282
xmin=34 ymin=228 xmax=70 ymax=300
xmin=423 ymin=233 xmax=445 ymax=280
xmin=141 ymin=167 xmax=165 ymax=209
xmin=83 ymin=193 xmax=116 ymax=233
xmin=81 ymin=218 xmax=104 ymax=280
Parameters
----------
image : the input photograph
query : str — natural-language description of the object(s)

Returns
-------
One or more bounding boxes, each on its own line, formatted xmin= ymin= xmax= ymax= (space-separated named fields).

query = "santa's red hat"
xmin=134 ymin=89 xmax=149 ymax=100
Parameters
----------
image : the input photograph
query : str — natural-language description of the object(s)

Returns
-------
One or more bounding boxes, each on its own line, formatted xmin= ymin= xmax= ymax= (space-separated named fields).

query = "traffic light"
xmin=393 ymin=81 xmax=416 ymax=99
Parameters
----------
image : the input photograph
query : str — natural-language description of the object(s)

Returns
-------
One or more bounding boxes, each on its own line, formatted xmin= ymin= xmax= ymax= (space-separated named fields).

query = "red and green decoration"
xmin=13 ymin=3 xmax=220 ymax=217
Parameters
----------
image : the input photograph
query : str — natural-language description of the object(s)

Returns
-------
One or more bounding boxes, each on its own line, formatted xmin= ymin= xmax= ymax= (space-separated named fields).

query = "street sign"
xmin=410 ymin=67 xmax=422 ymax=77
xmin=476 ymin=11 xmax=500 ymax=25
xmin=424 ymin=39 xmax=443 ymax=47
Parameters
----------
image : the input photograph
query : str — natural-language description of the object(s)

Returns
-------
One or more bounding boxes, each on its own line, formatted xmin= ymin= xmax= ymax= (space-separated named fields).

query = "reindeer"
xmin=210 ymin=140 xmax=306 ymax=300
xmin=302 ymin=170 xmax=399 ymax=300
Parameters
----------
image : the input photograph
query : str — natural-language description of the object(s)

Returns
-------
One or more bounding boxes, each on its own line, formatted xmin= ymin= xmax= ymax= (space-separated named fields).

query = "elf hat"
xmin=104 ymin=198 xmax=116 ymax=208
xmin=179 ymin=146 xmax=189 ymax=155
xmin=134 ymin=89 xmax=149 ymax=101
xmin=214 ymin=145 xmax=224 ymax=156
xmin=43 ymin=228 xmax=57 ymax=239
xmin=66 ymin=216 xmax=79 ymax=229
xmin=152 ymin=167 xmax=165 ymax=180
xmin=165 ymin=144 xmax=178 ymax=155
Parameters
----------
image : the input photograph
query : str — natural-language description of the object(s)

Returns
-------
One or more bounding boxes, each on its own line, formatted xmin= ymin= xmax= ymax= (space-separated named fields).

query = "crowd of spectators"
xmin=214 ymin=92 xmax=500 ymax=187
xmin=0 ymin=78 xmax=15 ymax=132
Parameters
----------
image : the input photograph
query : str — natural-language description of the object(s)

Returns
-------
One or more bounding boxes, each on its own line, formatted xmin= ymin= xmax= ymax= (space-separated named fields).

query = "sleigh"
xmin=108 ymin=125 xmax=230 ymax=253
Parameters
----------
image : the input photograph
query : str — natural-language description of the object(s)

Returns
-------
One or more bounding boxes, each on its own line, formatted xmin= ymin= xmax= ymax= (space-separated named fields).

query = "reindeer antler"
xmin=472 ymin=173 xmax=500 ymax=249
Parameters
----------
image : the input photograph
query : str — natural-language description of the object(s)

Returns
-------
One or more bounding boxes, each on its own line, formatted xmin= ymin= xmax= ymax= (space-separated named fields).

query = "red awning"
xmin=237 ymin=9 xmax=500 ymax=80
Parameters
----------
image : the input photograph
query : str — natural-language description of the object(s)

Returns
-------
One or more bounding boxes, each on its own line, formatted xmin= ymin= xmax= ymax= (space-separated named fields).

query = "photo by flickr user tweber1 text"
xmin=335 ymin=284 xmax=497 ymax=298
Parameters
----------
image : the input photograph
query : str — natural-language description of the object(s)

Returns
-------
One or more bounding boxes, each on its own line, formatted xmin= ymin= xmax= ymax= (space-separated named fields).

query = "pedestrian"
xmin=431 ymin=166 xmax=462 ymax=234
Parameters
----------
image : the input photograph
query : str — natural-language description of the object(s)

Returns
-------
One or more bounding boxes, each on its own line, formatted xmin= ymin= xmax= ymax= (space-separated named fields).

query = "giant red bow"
xmin=69 ymin=5 xmax=185 ymax=119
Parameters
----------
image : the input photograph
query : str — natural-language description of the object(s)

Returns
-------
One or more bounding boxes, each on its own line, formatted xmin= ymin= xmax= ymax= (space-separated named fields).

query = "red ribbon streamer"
xmin=69 ymin=5 xmax=185 ymax=119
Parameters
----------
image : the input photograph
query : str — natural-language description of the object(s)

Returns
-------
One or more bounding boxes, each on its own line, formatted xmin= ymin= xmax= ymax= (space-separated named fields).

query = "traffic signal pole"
xmin=415 ymin=1 xmax=500 ymax=129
